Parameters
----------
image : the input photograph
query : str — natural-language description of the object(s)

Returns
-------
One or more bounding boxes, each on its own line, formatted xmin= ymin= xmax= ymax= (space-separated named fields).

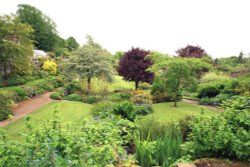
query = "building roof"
xmin=34 ymin=50 xmax=47 ymax=57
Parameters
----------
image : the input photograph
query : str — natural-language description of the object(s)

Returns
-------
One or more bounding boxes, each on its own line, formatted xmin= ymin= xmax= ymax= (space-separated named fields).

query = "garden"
xmin=0 ymin=3 xmax=249 ymax=167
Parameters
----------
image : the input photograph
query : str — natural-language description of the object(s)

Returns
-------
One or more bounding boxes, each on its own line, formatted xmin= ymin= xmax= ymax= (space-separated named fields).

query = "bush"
xmin=21 ymin=86 xmax=37 ymax=97
xmin=64 ymin=81 xmax=82 ymax=95
xmin=139 ymin=82 xmax=151 ymax=90
xmin=108 ymin=92 xmax=131 ymax=102
xmin=131 ymin=91 xmax=152 ymax=105
xmin=82 ymin=95 xmax=102 ymax=104
xmin=182 ymin=108 xmax=250 ymax=160
xmin=197 ymin=83 xmax=221 ymax=98
xmin=113 ymin=101 xmax=136 ymax=121
xmin=7 ymin=75 xmax=26 ymax=86
xmin=151 ymin=76 xmax=165 ymax=95
xmin=65 ymin=94 xmax=82 ymax=101
xmin=50 ymin=92 xmax=63 ymax=100
xmin=91 ymin=102 xmax=115 ymax=118
xmin=0 ymin=94 xmax=12 ymax=121
xmin=134 ymin=104 xmax=153 ymax=115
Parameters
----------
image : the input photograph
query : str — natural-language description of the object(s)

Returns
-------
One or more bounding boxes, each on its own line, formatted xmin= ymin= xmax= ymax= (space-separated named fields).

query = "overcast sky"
xmin=0 ymin=0 xmax=250 ymax=58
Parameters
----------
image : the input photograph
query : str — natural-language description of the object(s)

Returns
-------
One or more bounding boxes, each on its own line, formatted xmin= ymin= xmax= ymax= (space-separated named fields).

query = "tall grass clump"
xmin=134 ymin=117 xmax=184 ymax=167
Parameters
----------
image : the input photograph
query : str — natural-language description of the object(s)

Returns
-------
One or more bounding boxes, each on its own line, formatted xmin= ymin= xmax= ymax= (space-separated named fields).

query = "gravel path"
xmin=0 ymin=92 xmax=54 ymax=127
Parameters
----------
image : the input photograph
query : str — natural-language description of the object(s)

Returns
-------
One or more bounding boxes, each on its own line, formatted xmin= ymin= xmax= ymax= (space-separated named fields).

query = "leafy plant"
xmin=65 ymin=93 xmax=82 ymax=101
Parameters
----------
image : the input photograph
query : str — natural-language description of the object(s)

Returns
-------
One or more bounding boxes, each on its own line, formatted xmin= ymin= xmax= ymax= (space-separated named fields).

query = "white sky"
xmin=0 ymin=0 xmax=250 ymax=58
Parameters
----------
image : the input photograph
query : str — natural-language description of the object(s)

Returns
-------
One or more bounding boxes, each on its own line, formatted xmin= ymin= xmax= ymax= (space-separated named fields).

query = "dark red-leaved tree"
xmin=176 ymin=45 xmax=207 ymax=58
xmin=118 ymin=47 xmax=154 ymax=90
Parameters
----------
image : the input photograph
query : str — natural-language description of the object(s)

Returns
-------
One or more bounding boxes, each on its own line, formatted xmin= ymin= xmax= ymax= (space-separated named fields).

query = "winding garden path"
xmin=183 ymin=99 xmax=221 ymax=111
xmin=0 ymin=92 xmax=54 ymax=127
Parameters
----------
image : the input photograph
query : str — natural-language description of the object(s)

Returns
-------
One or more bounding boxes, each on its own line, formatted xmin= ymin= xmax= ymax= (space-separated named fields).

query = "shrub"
xmin=50 ymin=92 xmax=63 ymax=100
xmin=0 ymin=94 xmax=12 ymax=121
xmin=82 ymin=95 xmax=102 ymax=104
xmin=65 ymin=94 xmax=82 ymax=101
xmin=134 ymin=104 xmax=153 ymax=115
xmin=113 ymin=101 xmax=136 ymax=121
xmin=197 ymin=83 xmax=221 ymax=98
xmin=91 ymin=102 xmax=115 ymax=118
xmin=108 ymin=92 xmax=131 ymax=102
xmin=182 ymin=108 xmax=250 ymax=160
xmin=7 ymin=75 xmax=26 ymax=86
xmin=42 ymin=60 xmax=57 ymax=75
xmin=21 ymin=86 xmax=37 ymax=97
xmin=64 ymin=81 xmax=82 ymax=95
xmin=201 ymin=72 xmax=230 ymax=83
xmin=36 ymin=89 xmax=45 ymax=94
xmin=139 ymin=82 xmax=151 ymax=90
xmin=151 ymin=76 xmax=165 ymax=95
xmin=131 ymin=92 xmax=152 ymax=105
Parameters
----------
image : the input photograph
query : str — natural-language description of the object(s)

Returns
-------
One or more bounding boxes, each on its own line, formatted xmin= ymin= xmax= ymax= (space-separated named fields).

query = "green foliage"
xmin=131 ymin=90 xmax=152 ymax=105
xmin=0 ymin=93 xmax=12 ymax=121
xmin=64 ymin=80 xmax=82 ymax=94
xmin=198 ymin=83 xmax=221 ymax=98
xmin=64 ymin=35 xmax=114 ymax=94
xmin=134 ymin=118 xmax=183 ymax=167
xmin=182 ymin=107 xmax=250 ymax=160
xmin=65 ymin=93 xmax=82 ymax=101
xmin=50 ymin=92 xmax=63 ymax=100
xmin=201 ymin=72 xmax=230 ymax=83
xmin=17 ymin=4 xmax=58 ymax=51
xmin=82 ymin=95 xmax=102 ymax=104
xmin=6 ymin=75 xmax=26 ymax=86
xmin=134 ymin=104 xmax=153 ymax=116
xmin=0 ymin=15 xmax=33 ymax=80
xmin=113 ymin=101 xmax=137 ymax=121
xmin=0 ymin=111 xmax=134 ymax=166
xmin=91 ymin=101 xmax=115 ymax=118
xmin=221 ymin=96 xmax=250 ymax=110
xmin=66 ymin=36 xmax=79 ymax=51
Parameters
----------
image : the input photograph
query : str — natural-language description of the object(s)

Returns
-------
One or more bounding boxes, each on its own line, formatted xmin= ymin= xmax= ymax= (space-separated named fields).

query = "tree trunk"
xmin=135 ymin=81 xmax=139 ymax=90
xmin=174 ymin=93 xmax=178 ymax=107
xmin=87 ymin=77 xmax=91 ymax=95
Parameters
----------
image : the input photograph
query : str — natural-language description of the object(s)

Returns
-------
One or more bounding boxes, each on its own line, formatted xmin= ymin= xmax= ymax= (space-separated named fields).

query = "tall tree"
xmin=64 ymin=35 xmax=113 ymax=95
xmin=118 ymin=48 xmax=154 ymax=90
xmin=66 ymin=37 xmax=79 ymax=52
xmin=0 ymin=15 xmax=34 ymax=81
xmin=17 ymin=4 xmax=58 ymax=51
xmin=176 ymin=45 xmax=207 ymax=58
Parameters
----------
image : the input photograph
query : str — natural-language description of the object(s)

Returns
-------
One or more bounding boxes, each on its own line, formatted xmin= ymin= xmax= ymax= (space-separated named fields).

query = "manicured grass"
xmin=149 ymin=101 xmax=218 ymax=122
xmin=2 ymin=101 xmax=93 ymax=140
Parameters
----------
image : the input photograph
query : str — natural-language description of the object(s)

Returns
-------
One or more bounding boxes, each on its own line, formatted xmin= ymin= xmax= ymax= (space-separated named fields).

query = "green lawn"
xmin=2 ymin=101 xmax=93 ymax=140
xmin=149 ymin=101 xmax=218 ymax=122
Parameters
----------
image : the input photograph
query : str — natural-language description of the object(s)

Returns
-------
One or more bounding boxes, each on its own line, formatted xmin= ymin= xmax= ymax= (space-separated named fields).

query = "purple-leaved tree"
xmin=118 ymin=47 xmax=154 ymax=90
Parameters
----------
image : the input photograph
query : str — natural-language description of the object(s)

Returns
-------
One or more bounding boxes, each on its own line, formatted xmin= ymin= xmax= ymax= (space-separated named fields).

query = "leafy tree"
xmin=64 ymin=35 xmax=114 ymax=95
xmin=42 ymin=60 xmax=57 ymax=75
xmin=0 ymin=15 xmax=34 ymax=81
xmin=165 ymin=59 xmax=192 ymax=106
xmin=176 ymin=45 xmax=207 ymax=58
xmin=17 ymin=4 xmax=58 ymax=51
xmin=118 ymin=48 xmax=154 ymax=90
xmin=66 ymin=37 xmax=79 ymax=52
xmin=238 ymin=51 xmax=244 ymax=63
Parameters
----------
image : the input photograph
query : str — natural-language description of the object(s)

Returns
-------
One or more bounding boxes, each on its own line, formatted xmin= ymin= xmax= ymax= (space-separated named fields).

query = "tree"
xmin=238 ymin=51 xmax=244 ymax=63
xmin=66 ymin=37 xmax=79 ymax=52
xmin=0 ymin=15 xmax=34 ymax=81
xmin=165 ymin=59 xmax=192 ymax=106
xmin=64 ymin=35 xmax=114 ymax=95
xmin=17 ymin=4 xmax=58 ymax=51
xmin=118 ymin=48 xmax=154 ymax=90
xmin=176 ymin=45 xmax=207 ymax=58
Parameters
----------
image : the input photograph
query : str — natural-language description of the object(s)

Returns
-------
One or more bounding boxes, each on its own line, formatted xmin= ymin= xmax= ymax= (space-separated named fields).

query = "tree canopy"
xmin=118 ymin=48 xmax=154 ymax=90
xmin=66 ymin=37 xmax=79 ymax=52
xmin=64 ymin=35 xmax=114 ymax=94
xmin=17 ymin=4 xmax=58 ymax=52
xmin=176 ymin=45 xmax=207 ymax=58
xmin=0 ymin=15 xmax=34 ymax=80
